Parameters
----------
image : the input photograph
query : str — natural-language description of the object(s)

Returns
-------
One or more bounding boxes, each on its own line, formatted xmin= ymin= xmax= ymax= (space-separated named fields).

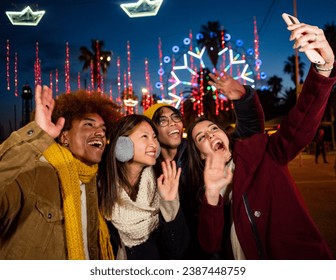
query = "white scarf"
xmin=110 ymin=167 xmax=160 ymax=247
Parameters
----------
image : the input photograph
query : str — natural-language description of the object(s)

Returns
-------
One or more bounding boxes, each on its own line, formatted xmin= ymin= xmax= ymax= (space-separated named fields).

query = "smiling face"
xmin=128 ymin=121 xmax=160 ymax=168
xmin=156 ymin=107 xmax=183 ymax=149
xmin=191 ymin=120 xmax=231 ymax=161
xmin=60 ymin=113 xmax=106 ymax=166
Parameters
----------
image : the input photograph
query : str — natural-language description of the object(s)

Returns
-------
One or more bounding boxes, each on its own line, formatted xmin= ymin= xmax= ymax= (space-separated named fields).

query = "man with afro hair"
xmin=0 ymin=85 xmax=120 ymax=259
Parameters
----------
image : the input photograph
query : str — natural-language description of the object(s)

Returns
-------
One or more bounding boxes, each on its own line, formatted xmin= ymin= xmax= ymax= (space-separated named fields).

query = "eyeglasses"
xmin=158 ymin=113 xmax=182 ymax=127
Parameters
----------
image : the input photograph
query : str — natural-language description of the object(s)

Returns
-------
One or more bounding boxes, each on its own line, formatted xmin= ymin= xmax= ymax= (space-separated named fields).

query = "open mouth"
xmin=88 ymin=140 xmax=104 ymax=149
xmin=213 ymin=140 xmax=224 ymax=151
xmin=168 ymin=129 xmax=180 ymax=136
xmin=146 ymin=150 xmax=156 ymax=157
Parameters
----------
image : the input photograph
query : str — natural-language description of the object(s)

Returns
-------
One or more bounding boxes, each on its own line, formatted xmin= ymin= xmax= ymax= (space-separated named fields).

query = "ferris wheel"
xmin=155 ymin=31 xmax=268 ymax=107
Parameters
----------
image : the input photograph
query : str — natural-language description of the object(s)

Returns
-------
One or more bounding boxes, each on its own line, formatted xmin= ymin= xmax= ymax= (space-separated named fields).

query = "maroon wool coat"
xmin=198 ymin=65 xmax=335 ymax=260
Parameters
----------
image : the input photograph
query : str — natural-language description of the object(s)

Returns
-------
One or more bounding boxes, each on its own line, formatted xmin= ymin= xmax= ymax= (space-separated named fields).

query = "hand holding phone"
xmin=282 ymin=13 xmax=325 ymax=65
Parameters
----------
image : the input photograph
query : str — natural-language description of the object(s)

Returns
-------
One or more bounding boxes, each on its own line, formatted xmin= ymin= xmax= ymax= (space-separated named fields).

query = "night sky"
xmin=0 ymin=0 xmax=335 ymax=138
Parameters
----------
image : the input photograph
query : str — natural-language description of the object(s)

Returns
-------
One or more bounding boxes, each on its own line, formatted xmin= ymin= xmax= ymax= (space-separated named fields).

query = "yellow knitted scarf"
xmin=43 ymin=143 xmax=114 ymax=260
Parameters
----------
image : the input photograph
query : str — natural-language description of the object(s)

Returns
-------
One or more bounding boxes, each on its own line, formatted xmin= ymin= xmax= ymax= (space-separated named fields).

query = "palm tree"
xmin=79 ymin=39 xmax=112 ymax=90
xmin=283 ymin=55 xmax=305 ymax=86
xmin=196 ymin=21 xmax=225 ymax=69
xmin=324 ymin=21 xmax=336 ymax=57
xmin=267 ymin=75 xmax=283 ymax=97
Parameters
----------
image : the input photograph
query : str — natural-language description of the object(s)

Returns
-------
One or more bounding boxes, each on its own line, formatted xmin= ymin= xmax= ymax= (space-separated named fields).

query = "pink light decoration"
xmin=117 ymin=56 xmax=122 ymax=104
xmin=55 ymin=68 xmax=59 ymax=95
xmin=95 ymin=40 xmax=101 ymax=91
xmin=193 ymin=68 xmax=204 ymax=117
xmin=14 ymin=52 xmax=18 ymax=96
xmin=158 ymin=37 xmax=164 ymax=98
xmin=65 ymin=42 xmax=70 ymax=93
xmin=253 ymin=16 xmax=261 ymax=80
xmin=220 ymin=28 xmax=226 ymax=71
xmin=6 ymin=40 xmax=10 ymax=91
xmin=90 ymin=60 xmax=94 ymax=90
xmin=180 ymin=91 xmax=184 ymax=116
xmin=171 ymin=56 xmax=176 ymax=95
xmin=49 ymin=71 xmax=53 ymax=90
xmin=142 ymin=58 xmax=154 ymax=111
xmin=189 ymin=30 xmax=194 ymax=73
xmin=77 ymin=72 xmax=81 ymax=89
xmin=109 ymin=84 xmax=113 ymax=101
xmin=34 ymin=42 xmax=41 ymax=86
xmin=127 ymin=41 xmax=133 ymax=89
xmin=145 ymin=58 xmax=152 ymax=92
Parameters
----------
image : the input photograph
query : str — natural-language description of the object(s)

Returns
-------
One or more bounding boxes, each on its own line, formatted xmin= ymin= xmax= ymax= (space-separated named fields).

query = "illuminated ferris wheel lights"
xmin=168 ymin=71 xmax=181 ymax=90
xmin=187 ymin=47 xmax=206 ymax=68
xmin=168 ymin=92 xmax=182 ymax=108
xmin=218 ymin=47 xmax=228 ymax=56
xmin=229 ymin=49 xmax=245 ymax=65
xmin=173 ymin=54 xmax=188 ymax=70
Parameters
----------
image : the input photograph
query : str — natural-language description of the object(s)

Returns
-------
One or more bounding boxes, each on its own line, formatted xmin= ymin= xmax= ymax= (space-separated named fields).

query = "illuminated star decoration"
xmin=120 ymin=0 xmax=163 ymax=18
xmin=6 ymin=6 xmax=45 ymax=26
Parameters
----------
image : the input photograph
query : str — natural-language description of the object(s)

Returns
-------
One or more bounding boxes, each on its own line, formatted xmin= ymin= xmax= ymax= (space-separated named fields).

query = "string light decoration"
xmin=50 ymin=71 xmax=53 ymax=90
xmin=14 ymin=52 xmax=18 ymax=96
xmin=158 ymin=37 xmax=164 ymax=98
xmin=6 ymin=6 xmax=45 ymax=26
xmin=120 ymin=0 xmax=163 ymax=18
xmin=141 ymin=58 xmax=154 ymax=111
xmin=34 ymin=42 xmax=41 ymax=87
xmin=157 ymin=24 xmax=265 ymax=116
xmin=55 ymin=68 xmax=59 ymax=95
xmin=77 ymin=72 xmax=81 ymax=90
xmin=65 ymin=42 xmax=70 ymax=93
xmin=6 ymin=40 xmax=10 ymax=91
xmin=253 ymin=16 xmax=261 ymax=80
xmin=123 ymin=41 xmax=138 ymax=115
xmin=95 ymin=40 xmax=102 ymax=91
xmin=116 ymin=56 xmax=122 ymax=105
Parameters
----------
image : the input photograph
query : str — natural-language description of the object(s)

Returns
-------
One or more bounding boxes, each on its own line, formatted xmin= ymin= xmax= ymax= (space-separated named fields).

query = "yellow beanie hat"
xmin=143 ymin=103 xmax=171 ymax=120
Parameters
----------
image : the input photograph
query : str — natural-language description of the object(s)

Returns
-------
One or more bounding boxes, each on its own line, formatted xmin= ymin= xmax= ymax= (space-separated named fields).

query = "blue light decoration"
xmin=224 ymin=33 xmax=231 ymax=41
xmin=172 ymin=46 xmax=179 ymax=53
xmin=157 ymin=68 xmax=164 ymax=76
xmin=236 ymin=39 xmax=244 ymax=47
xmin=163 ymin=56 xmax=171 ymax=63
xmin=255 ymin=59 xmax=262 ymax=67
xmin=183 ymin=38 xmax=191 ymax=45
xmin=196 ymin=33 xmax=204 ymax=40
xmin=260 ymin=72 xmax=267 ymax=80
xmin=155 ymin=28 xmax=268 ymax=106
xmin=247 ymin=48 xmax=254 ymax=55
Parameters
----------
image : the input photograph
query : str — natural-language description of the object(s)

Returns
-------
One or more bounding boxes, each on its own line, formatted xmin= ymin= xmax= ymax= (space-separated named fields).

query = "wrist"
xmin=204 ymin=189 xmax=221 ymax=206
xmin=315 ymin=62 xmax=334 ymax=72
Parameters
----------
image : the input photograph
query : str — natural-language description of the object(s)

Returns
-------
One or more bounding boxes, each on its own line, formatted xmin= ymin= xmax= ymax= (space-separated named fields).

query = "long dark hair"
xmin=186 ymin=117 xmax=232 ymax=201
xmin=98 ymin=114 xmax=158 ymax=218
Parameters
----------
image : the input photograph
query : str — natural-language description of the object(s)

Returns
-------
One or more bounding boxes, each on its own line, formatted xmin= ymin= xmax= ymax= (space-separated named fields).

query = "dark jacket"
xmin=198 ymin=65 xmax=336 ymax=259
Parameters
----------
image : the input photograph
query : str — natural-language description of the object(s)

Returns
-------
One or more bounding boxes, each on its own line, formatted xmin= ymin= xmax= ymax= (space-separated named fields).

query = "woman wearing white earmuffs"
xmin=98 ymin=114 xmax=189 ymax=259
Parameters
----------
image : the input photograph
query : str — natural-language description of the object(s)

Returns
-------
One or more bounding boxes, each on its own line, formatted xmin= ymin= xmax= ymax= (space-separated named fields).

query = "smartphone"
xmin=282 ymin=13 xmax=325 ymax=64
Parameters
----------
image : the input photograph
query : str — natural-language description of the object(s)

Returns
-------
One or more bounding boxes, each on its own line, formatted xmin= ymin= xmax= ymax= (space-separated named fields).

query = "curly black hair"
xmin=52 ymin=90 xmax=121 ymax=136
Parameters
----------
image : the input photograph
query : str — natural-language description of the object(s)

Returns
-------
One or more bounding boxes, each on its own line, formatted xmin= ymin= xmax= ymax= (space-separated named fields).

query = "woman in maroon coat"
xmin=187 ymin=22 xmax=335 ymax=259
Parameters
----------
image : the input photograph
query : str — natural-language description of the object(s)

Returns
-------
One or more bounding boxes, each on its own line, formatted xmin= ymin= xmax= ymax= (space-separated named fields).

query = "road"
xmin=288 ymin=151 xmax=336 ymax=258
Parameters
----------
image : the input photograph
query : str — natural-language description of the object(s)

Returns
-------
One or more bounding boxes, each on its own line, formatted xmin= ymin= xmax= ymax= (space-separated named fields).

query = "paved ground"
xmin=288 ymin=151 xmax=336 ymax=258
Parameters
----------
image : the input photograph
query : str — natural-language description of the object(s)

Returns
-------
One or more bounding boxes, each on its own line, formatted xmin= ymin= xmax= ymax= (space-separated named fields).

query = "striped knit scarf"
xmin=43 ymin=143 xmax=114 ymax=260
